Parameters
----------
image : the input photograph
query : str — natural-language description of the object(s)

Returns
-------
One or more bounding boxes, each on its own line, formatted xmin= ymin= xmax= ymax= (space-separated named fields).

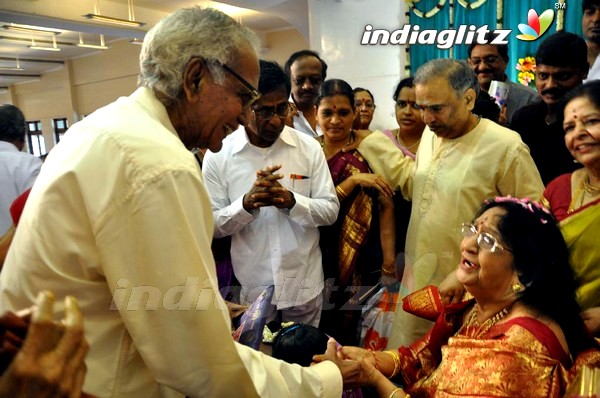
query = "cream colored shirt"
xmin=358 ymin=120 xmax=544 ymax=347
xmin=0 ymin=87 xmax=342 ymax=398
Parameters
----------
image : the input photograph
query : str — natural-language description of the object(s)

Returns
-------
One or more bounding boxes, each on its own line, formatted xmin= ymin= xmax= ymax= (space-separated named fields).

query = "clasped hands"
xmin=312 ymin=339 xmax=382 ymax=389
xmin=243 ymin=164 xmax=296 ymax=212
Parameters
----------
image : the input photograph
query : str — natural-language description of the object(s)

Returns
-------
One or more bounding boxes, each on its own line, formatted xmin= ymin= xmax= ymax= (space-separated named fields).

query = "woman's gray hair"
xmin=414 ymin=59 xmax=480 ymax=98
xmin=138 ymin=6 xmax=259 ymax=106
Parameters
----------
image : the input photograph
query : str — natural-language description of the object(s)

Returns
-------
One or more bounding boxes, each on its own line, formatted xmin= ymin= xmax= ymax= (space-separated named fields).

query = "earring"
xmin=512 ymin=283 xmax=525 ymax=294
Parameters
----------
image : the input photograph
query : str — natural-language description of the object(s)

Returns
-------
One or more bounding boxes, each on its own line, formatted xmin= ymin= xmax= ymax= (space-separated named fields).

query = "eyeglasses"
xmin=252 ymin=103 xmax=290 ymax=119
xmin=396 ymin=100 xmax=420 ymax=110
xmin=356 ymin=101 xmax=375 ymax=109
xmin=461 ymin=223 xmax=512 ymax=253
xmin=216 ymin=61 xmax=261 ymax=109
xmin=469 ymin=55 xmax=500 ymax=66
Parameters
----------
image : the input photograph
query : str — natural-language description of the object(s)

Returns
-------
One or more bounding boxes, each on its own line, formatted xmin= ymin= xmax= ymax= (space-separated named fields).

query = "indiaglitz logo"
xmin=516 ymin=8 xmax=555 ymax=41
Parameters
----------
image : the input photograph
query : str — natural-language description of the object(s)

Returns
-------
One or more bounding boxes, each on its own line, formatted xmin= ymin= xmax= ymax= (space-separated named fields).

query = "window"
xmin=53 ymin=118 xmax=68 ymax=143
xmin=26 ymin=120 xmax=45 ymax=157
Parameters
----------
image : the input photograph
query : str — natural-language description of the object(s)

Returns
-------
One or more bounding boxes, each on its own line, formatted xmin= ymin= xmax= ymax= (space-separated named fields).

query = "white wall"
xmin=308 ymin=0 xmax=408 ymax=132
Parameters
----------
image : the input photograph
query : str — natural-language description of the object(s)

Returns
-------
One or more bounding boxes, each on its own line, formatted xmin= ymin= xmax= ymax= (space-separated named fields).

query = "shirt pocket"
xmin=287 ymin=173 xmax=311 ymax=196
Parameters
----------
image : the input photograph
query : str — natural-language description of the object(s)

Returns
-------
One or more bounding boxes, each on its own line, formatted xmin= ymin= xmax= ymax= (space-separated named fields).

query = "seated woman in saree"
xmin=542 ymin=81 xmax=600 ymax=336
xmin=316 ymin=79 xmax=396 ymax=346
xmin=317 ymin=196 xmax=600 ymax=397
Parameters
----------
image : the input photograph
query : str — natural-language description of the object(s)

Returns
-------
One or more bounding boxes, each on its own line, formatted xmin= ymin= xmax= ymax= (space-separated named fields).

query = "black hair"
xmin=284 ymin=50 xmax=328 ymax=80
xmin=475 ymin=198 xmax=598 ymax=357
xmin=353 ymin=87 xmax=375 ymax=104
xmin=467 ymin=32 xmax=509 ymax=62
xmin=258 ymin=59 xmax=291 ymax=98
xmin=472 ymin=91 xmax=501 ymax=122
xmin=583 ymin=0 xmax=600 ymax=12
xmin=564 ymin=80 xmax=600 ymax=110
xmin=0 ymin=104 xmax=26 ymax=143
xmin=316 ymin=79 xmax=355 ymax=108
xmin=393 ymin=77 xmax=415 ymax=102
xmin=272 ymin=324 xmax=329 ymax=367
xmin=535 ymin=31 xmax=588 ymax=69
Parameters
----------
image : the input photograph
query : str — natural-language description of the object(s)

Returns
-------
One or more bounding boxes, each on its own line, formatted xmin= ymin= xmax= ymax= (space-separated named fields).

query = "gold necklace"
xmin=457 ymin=303 xmax=511 ymax=338
xmin=583 ymin=175 xmax=600 ymax=196
xmin=320 ymin=130 xmax=355 ymax=154
xmin=395 ymin=130 xmax=421 ymax=151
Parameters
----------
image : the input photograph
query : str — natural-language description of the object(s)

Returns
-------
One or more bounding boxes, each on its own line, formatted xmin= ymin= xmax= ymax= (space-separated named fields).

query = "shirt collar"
xmin=230 ymin=125 xmax=296 ymax=155
xmin=0 ymin=141 xmax=20 ymax=152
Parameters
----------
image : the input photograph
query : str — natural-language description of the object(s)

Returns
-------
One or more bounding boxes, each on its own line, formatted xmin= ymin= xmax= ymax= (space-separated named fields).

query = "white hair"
xmin=138 ymin=6 xmax=259 ymax=106
xmin=414 ymin=59 xmax=480 ymax=98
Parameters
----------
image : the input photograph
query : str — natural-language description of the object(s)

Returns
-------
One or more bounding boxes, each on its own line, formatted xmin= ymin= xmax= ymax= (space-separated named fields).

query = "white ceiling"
xmin=0 ymin=0 xmax=307 ymax=87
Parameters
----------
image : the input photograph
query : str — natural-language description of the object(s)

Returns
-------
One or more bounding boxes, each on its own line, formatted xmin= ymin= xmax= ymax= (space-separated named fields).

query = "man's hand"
xmin=0 ymin=291 xmax=90 ymax=398
xmin=243 ymin=165 xmax=296 ymax=211
xmin=312 ymin=338 xmax=379 ymax=389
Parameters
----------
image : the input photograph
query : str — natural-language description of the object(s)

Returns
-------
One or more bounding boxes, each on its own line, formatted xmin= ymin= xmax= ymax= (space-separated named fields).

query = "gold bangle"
xmin=336 ymin=185 xmax=348 ymax=199
xmin=383 ymin=350 xmax=401 ymax=379
xmin=388 ymin=387 xmax=406 ymax=398
xmin=382 ymin=266 xmax=395 ymax=275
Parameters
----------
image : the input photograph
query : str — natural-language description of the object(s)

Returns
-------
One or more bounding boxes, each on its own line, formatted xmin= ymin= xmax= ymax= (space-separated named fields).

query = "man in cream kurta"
xmin=355 ymin=60 xmax=544 ymax=348
xmin=0 ymin=8 xmax=342 ymax=398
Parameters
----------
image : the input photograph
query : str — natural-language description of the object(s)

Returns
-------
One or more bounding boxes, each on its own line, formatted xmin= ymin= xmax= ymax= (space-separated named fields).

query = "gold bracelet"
xmin=336 ymin=185 xmax=348 ymax=200
xmin=382 ymin=266 xmax=395 ymax=275
xmin=383 ymin=350 xmax=401 ymax=379
xmin=388 ymin=387 xmax=408 ymax=398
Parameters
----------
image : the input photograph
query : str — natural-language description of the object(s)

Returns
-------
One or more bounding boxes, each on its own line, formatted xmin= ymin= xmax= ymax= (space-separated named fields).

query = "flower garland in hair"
xmin=516 ymin=56 xmax=536 ymax=87
xmin=456 ymin=0 xmax=487 ymax=10
xmin=405 ymin=0 xmax=447 ymax=18
xmin=486 ymin=196 xmax=552 ymax=224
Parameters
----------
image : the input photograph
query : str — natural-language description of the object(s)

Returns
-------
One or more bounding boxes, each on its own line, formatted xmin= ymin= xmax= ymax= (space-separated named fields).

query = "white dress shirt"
xmin=203 ymin=126 xmax=339 ymax=309
xmin=292 ymin=110 xmax=323 ymax=137
xmin=0 ymin=88 xmax=342 ymax=398
xmin=0 ymin=141 xmax=42 ymax=234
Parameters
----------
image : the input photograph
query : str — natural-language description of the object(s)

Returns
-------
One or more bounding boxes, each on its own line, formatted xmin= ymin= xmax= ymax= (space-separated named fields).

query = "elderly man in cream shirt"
xmin=0 ymin=7 xmax=342 ymax=398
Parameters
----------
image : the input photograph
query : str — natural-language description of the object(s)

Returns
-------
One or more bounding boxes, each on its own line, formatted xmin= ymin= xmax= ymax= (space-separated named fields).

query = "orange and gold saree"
xmin=396 ymin=299 xmax=600 ymax=397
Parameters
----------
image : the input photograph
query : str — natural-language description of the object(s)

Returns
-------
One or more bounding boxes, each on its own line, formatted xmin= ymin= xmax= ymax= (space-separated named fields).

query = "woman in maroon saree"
xmin=316 ymin=79 xmax=396 ymax=345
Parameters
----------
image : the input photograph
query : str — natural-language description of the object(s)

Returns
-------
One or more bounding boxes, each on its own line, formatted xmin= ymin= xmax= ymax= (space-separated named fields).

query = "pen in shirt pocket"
xmin=289 ymin=173 xmax=309 ymax=189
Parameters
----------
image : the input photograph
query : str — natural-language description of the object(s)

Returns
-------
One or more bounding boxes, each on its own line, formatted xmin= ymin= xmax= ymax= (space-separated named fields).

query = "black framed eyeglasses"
xmin=252 ymin=103 xmax=290 ymax=120
xmin=461 ymin=223 xmax=512 ymax=253
xmin=215 ymin=61 xmax=261 ymax=109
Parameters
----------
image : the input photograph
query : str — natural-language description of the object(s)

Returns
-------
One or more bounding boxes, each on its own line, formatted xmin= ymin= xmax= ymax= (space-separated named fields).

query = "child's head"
xmin=272 ymin=324 xmax=329 ymax=366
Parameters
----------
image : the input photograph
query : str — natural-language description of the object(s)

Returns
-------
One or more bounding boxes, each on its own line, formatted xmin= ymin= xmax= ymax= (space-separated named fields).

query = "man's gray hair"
xmin=414 ymin=59 xmax=480 ymax=98
xmin=138 ymin=6 xmax=259 ymax=106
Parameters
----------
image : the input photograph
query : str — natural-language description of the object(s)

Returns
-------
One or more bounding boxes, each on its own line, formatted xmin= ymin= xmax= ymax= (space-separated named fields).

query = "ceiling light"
xmin=77 ymin=33 xmax=108 ymax=49
xmin=2 ymin=24 xmax=61 ymax=35
xmin=83 ymin=14 xmax=145 ymax=27
xmin=0 ymin=56 xmax=24 ymax=71
xmin=29 ymin=46 xmax=61 ymax=52
xmin=83 ymin=0 xmax=146 ymax=27
xmin=29 ymin=35 xmax=60 ymax=52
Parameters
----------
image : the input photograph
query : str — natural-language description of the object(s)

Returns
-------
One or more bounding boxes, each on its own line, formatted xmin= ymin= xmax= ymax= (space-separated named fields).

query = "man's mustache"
xmin=541 ymin=87 xmax=564 ymax=97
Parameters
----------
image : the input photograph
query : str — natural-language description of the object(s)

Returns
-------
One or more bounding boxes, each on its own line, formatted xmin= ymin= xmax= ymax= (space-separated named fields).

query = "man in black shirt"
xmin=511 ymin=31 xmax=588 ymax=185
